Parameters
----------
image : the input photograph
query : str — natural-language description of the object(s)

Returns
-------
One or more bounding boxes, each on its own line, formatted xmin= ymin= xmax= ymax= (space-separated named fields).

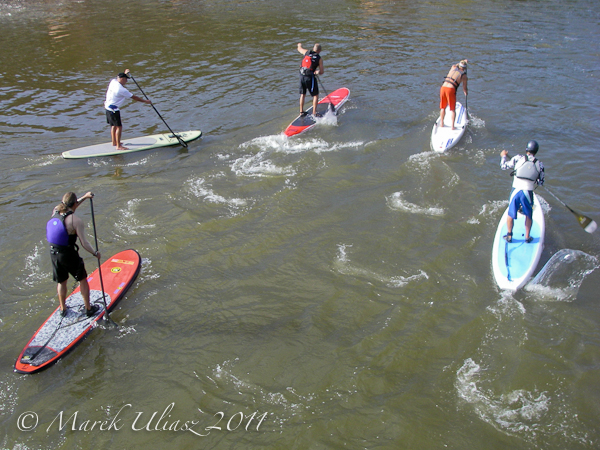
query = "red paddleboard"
xmin=14 ymin=249 xmax=141 ymax=374
xmin=284 ymin=87 xmax=350 ymax=137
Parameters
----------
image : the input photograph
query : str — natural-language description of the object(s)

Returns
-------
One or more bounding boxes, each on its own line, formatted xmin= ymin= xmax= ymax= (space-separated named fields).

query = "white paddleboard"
xmin=61 ymin=130 xmax=202 ymax=159
xmin=430 ymin=101 xmax=468 ymax=152
xmin=491 ymin=192 xmax=545 ymax=291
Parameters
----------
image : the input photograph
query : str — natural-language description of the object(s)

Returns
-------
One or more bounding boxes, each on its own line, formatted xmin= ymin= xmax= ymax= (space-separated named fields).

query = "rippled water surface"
xmin=1 ymin=0 xmax=599 ymax=449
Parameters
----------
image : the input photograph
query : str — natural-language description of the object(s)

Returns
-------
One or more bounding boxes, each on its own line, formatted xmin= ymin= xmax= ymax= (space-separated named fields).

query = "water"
xmin=1 ymin=0 xmax=600 ymax=448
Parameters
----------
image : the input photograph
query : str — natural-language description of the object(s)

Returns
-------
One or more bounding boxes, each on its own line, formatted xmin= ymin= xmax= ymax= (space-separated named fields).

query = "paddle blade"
xmin=578 ymin=214 xmax=597 ymax=234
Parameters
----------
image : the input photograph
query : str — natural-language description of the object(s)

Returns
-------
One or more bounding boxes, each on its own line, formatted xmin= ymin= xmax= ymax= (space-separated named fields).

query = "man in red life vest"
xmin=297 ymin=43 xmax=324 ymax=117
xmin=439 ymin=60 xmax=468 ymax=130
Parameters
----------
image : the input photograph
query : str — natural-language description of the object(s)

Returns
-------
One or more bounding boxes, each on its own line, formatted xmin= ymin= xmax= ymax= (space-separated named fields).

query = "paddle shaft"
xmin=89 ymin=198 xmax=115 ymax=325
xmin=316 ymin=75 xmax=335 ymax=113
xmin=128 ymin=74 xmax=188 ymax=148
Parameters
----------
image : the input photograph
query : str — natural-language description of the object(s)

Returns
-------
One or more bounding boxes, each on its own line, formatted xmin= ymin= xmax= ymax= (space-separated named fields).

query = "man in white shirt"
xmin=500 ymin=140 xmax=545 ymax=243
xmin=104 ymin=69 xmax=151 ymax=150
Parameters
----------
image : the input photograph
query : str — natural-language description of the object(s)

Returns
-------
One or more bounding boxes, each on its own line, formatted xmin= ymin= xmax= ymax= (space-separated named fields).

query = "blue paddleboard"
xmin=491 ymin=192 xmax=545 ymax=291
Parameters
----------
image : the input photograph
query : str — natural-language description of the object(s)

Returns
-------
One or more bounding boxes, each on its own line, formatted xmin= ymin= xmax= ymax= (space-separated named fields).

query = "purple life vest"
xmin=46 ymin=211 xmax=72 ymax=247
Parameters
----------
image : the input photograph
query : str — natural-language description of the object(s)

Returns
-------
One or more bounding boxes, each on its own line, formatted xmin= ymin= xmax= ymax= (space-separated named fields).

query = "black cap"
xmin=117 ymin=72 xmax=130 ymax=79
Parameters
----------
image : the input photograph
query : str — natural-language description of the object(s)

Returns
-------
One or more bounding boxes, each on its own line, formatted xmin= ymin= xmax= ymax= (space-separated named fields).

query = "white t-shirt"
xmin=104 ymin=78 xmax=133 ymax=111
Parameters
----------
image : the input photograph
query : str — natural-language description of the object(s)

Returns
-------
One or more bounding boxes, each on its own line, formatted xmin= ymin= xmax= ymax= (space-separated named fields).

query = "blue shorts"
xmin=508 ymin=189 xmax=533 ymax=220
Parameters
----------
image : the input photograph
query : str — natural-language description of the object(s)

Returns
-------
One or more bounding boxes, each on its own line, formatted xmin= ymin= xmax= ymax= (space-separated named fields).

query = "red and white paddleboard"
xmin=284 ymin=87 xmax=350 ymax=137
xmin=14 ymin=249 xmax=141 ymax=374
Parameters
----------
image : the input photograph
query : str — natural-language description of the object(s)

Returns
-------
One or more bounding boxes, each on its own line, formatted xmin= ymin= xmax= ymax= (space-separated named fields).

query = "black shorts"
xmin=50 ymin=247 xmax=87 ymax=284
xmin=299 ymin=74 xmax=319 ymax=97
xmin=106 ymin=109 xmax=122 ymax=127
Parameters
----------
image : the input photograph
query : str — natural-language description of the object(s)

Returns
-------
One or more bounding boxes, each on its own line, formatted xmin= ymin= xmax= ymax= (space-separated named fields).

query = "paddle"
xmin=89 ymin=197 xmax=118 ymax=327
xmin=128 ymin=73 xmax=188 ymax=148
xmin=464 ymin=93 xmax=469 ymax=121
xmin=542 ymin=186 xmax=597 ymax=233
xmin=316 ymin=75 xmax=336 ymax=114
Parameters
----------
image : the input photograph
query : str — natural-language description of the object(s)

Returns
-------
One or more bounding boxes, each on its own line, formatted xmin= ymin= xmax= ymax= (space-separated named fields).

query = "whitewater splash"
xmin=335 ymin=244 xmax=428 ymax=287
xmin=230 ymin=123 xmax=365 ymax=178
xmin=230 ymin=150 xmax=296 ymax=177
xmin=19 ymin=242 xmax=47 ymax=288
xmin=525 ymin=249 xmax=599 ymax=301
xmin=456 ymin=358 xmax=551 ymax=435
xmin=455 ymin=288 xmax=594 ymax=446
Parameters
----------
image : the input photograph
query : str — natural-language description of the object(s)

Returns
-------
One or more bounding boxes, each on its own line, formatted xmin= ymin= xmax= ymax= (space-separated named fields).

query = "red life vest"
xmin=300 ymin=51 xmax=320 ymax=75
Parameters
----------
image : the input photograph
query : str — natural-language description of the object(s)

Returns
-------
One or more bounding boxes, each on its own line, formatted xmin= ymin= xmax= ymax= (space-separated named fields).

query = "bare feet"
xmin=117 ymin=146 xmax=129 ymax=151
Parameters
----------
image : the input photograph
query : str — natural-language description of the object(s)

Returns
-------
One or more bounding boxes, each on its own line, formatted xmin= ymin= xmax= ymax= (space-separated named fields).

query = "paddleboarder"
xmin=500 ymin=140 xmax=545 ymax=243
xmin=439 ymin=60 xmax=468 ymax=130
xmin=104 ymin=69 xmax=152 ymax=151
xmin=297 ymin=43 xmax=324 ymax=117
xmin=47 ymin=192 xmax=101 ymax=317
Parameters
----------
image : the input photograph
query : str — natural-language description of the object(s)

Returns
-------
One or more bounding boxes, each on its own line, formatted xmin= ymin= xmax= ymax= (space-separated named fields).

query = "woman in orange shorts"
xmin=439 ymin=60 xmax=468 ymax=130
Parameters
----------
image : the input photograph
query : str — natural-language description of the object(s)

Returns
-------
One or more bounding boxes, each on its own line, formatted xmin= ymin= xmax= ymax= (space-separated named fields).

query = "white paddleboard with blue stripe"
xmin=430 ymin=101 xmax=468 ymax=152
xmin=491 ymin=192 xmax=545 ymax=291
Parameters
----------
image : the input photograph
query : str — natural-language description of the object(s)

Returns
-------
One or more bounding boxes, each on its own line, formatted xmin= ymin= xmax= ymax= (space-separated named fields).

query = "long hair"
xmin=55 ymin=192 xmax=77 ymax=214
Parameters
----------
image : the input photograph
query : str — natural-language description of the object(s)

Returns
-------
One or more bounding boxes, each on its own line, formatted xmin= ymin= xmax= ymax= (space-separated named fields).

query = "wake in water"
xmin=231 ymin=117 xmax=365 ymax=177
xmin=456 ymin=358 xmax=551 ymax=435
xmin=334 ymin=244 xmax=428 ymax=287
xmin=115 ymin=198 xmax=156 ymax=236
xmin=525 ymin=249 xmax=599 ymax=301
xmin=455 ymin=291 xmax=592 ymax=446
xmin=224 ymin=100 xmax=363 ymax=179
xmin=186 ymin=176 xmax=252 ymax=215
xmin=19 ymin=242 xmax=47 ymax=288
xmin=386 ymin=191 xmax=445 ymax=217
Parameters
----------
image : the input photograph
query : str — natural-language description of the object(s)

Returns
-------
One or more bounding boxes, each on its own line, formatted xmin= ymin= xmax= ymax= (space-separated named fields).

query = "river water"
xmin=1 ymin=0 xmax=600 ymax=448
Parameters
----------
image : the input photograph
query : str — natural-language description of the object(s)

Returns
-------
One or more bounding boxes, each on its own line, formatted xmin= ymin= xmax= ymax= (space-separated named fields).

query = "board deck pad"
xmin=14 ymin=249 xmax=141 ymax=374
xmin=61 ymin=130 xmax=202 ymax=159
xmin=284 ymin=87 xmax=350 ymax=137
xmin=430 ymin=101 xmax=468 ymax=152
xmin=491 ymin=193 xmax=545 ymax=291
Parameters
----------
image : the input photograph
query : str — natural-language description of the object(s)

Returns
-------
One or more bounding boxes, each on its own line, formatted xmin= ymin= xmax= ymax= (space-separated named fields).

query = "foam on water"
xmin=456 ymin=358 xmax=551 ymax=434
xmin=230 ymin=150 xmax=296 ymax=177
xmin=186 ymin=176 xmax=251 ymax=214
xmin=115 ymin=198 xmax=156 ymax=236
xmin=240 ymin=133 xmax=365 ymax=156
xmin=19 ymin=242 xmax=47 ymax=288
xmin=335 ymin=244 xmax=428 ymax=287
xmin=456 ymin=289 xmax=594 ymax=446
xmin=386 ymin=191 xmax=445 ymax=216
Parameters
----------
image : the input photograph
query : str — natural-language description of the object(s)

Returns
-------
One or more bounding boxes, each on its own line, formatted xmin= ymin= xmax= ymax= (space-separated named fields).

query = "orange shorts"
xmin=440 ymin=86 xmax=456 ymax=111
